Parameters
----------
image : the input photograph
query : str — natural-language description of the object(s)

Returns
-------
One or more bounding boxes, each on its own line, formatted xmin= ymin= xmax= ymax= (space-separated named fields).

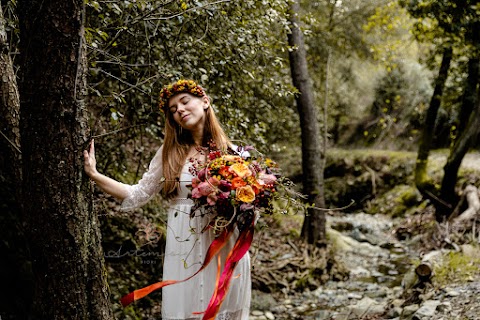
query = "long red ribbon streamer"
xmin=120 ymin=226 xmax=234 ymax=307
xmin=201 ymin=219 xmax=255 ymax=320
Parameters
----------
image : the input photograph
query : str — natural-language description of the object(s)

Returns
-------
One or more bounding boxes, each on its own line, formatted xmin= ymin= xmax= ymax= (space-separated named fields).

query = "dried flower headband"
xmin=158 ymin=79 xmax=206 ymax=113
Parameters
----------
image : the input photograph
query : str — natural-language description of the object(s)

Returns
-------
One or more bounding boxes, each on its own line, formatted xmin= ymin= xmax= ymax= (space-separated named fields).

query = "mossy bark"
xmin=17 ymin=1 xmax=114 ymax=318
xmin=415 ymin=46 xmax=452 ymax=214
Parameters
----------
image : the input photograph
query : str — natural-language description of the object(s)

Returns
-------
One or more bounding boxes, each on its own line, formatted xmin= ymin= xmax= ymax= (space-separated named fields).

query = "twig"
xmin=91 ymin=124 xmax=146 ymax=139
xmin=144 ymin=0 xmax=231 ymax=21
xmin=364 ymin=164 xmax=377 ymax=195
xmin=322 ymin=47 xmax=330 ymax=163
xmin=425 ymin=189 xmax=452 ymax=209
xmin=0 ymin=130 xmax=21 ymax=154
xmin=97 ymin=69 xmax=149 ymax=94
xmin=309 ymin=199 xmax=355 ymax=212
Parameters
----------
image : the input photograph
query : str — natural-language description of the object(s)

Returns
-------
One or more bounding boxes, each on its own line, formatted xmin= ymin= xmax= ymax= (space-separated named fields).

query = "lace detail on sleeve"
xmin=120 ymin=146 xmax=164 ymax=211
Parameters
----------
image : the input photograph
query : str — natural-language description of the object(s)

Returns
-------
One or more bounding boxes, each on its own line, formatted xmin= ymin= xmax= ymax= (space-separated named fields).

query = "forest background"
xmin=0 ymin=0 xmax=480 ymax=319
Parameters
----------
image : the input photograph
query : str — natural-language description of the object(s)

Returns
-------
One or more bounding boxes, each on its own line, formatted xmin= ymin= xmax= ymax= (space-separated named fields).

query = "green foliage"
xmin=85 ymin=0 xmax=299 ymax=158
xmin=434 ymin=250 xmax=480 ymax=286
xmin=352 ymin=59 xmax=432 ymax=148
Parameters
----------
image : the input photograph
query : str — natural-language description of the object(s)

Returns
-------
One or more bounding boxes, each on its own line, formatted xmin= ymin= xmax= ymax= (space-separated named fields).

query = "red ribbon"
xmin=120 ymin=225 xmax=234 ymax=307
xmin=120 ymin=219 xmax=255 ymax=320
xmin=199 ymin=219 xmax=255 ymax=320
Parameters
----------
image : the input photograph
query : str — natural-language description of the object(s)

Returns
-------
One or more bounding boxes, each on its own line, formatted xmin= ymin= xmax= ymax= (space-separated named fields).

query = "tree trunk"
xmin=414 ymin=46 xmax=452 ymax=210
xmin=439 ymin=87 xmax=480 ymax=220
xmin=456 ymin=58 xmax=479 ymax=137
xmin=17 ymin=1 xmax=114 ymax=319
xmin=0 ymin=4 xmax=32 ymax=318
xmin=437 ymin=19 xmax=480 ymax=220
xmin=287 ymin=0 xmax=326 ymax=246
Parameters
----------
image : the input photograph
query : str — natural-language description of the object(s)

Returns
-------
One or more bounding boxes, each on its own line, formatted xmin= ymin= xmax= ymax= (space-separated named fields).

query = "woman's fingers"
xmin=90 ymin=139 xmax=95 ymax=156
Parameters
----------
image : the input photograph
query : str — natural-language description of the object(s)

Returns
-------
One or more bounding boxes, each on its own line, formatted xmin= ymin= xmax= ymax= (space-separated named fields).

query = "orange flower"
xmin=218 ymin=166 xmax=231 ymax=178
xmin=236 ymin=185 xmax=255 ymax=203
xmin=229 ymin=163 xmax=252 ymax=178
xmin=223 ymin=155 xmax=242 ymax=163
xmin=231 ymin=177 xmax=247 ymax=189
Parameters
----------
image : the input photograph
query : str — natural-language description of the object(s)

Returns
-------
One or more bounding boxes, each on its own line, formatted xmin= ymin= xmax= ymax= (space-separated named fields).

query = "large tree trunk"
xmin=287 ymin=0 xmax=326 ymax=246
xmin=17 ymin=1 xmax=114 ymax=318
xmin=0 ymin=4 xmax=32 ymax=318
xmin=414 ymin=46 xmax=452 ymax=212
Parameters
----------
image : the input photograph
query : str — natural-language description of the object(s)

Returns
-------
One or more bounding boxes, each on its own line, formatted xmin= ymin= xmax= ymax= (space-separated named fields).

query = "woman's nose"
xmin=176 ymin=104 xmax=186 ymax=113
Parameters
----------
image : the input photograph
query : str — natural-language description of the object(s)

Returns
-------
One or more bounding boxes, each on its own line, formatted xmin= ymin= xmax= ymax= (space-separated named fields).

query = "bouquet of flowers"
xmin=121 ymin=145 xmax=304 ymax=320
xmin=188 ymin=145 xmax=281 ymax=233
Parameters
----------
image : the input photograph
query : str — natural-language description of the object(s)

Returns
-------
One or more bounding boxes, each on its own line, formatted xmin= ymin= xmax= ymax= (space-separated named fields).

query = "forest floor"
xmin=248 ymin=150 xmax=480 ymax=320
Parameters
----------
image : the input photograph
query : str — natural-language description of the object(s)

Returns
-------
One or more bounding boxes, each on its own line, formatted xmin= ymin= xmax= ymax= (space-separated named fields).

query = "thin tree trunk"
xmin=438 ymin=19 xmax=480 ymax=220
xmin=456 ymin=58 xmax=479 ymax=137
xmin=415 ymin=46 xmax=452 ymax=208
xmin=439 ymin=86 xmax=480 ymax=220
xmin=287 ymin=0 xmax=326 ymax=246
xmin=17 ymin=1 xmax=114 ymax=318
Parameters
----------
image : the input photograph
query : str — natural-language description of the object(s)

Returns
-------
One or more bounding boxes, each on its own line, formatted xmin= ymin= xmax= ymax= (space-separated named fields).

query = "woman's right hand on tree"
xmin=83 ymin=139 xmax=98 ymax=179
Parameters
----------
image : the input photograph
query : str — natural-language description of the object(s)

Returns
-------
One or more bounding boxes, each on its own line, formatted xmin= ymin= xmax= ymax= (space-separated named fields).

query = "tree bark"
xmin=414 ymin=46 xmax=452 ymax=211
xmin=0 ymin=4 xmax=32 ymax=318
xmin=437 ymin=20 xmax=480 ymax=220
xmin=439 ymin=87 xmax=480 ymax=220
xmin=456 ymin=58 xmax=479 ymax=137
xmin=287 ymin=0 xmax=326 ymax=246
xmin=0 ymin=4 xmax=21 ymax=180
xmin=17 ymin=1 xmax=114 ymax=318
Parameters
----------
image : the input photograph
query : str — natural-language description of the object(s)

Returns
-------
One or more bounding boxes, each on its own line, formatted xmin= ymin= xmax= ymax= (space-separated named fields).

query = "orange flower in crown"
xmin=158 ymin=79 xmax=206 ymax=113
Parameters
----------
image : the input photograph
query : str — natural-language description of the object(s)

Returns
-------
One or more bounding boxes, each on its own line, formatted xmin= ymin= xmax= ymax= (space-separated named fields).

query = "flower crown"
xmin=158 ymin=79 xmax=205 ymax=113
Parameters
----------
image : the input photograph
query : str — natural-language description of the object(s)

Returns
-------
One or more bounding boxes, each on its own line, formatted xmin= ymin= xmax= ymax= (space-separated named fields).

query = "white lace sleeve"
xmin=120 ymin=145 xmax=164 ymax=211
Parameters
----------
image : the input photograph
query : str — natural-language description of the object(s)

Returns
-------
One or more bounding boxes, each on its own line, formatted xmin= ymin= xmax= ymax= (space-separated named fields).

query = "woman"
xmin=84 ymin=79 xmax=251 ymax=320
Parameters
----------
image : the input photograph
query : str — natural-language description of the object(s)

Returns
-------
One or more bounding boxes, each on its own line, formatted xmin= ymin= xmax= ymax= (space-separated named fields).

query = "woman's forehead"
xmin=168 ymin=93 xmax=192 ymax=106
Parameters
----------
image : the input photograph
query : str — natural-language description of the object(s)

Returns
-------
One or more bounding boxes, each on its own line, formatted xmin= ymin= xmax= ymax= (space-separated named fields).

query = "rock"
xmin=350 ymin=266 xmax=371 ymax=277
xmin=347 ymin=292 xmax=363 ymax=299
xmin=349 ymin=296 xmax=385 ymax=317
xmin=386 ymin=306 xmax=402 ymax=318
xmin=402 ymin=304 xmax=419 ymax=317
xmin=313 ymin=310 xmax=331 ymax=320
xmin=251 ymin=310 xmax=264 ymax=316
xmin=437 ymin=301 xmax=452 ymax=312
xmin=461 ymin=244 xmax=480 ymax=259
xmin=414 ymin=300 xmax=441 ymax=317
xmin=264 ymin=311 xmax=275 ymax=320
xmin=446 ymin=290 xmax=460 ymax=297
xmin=390 ymin=299 xmax=405 ymax=308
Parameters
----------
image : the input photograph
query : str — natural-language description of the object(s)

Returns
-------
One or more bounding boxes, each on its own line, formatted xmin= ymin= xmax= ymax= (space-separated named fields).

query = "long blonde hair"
xmin=161 ymin=95 xmax=230 ymax=199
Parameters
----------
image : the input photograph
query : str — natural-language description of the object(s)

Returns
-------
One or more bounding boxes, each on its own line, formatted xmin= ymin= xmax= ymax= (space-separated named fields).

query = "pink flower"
xmin=258 ymin=173 xmax=277 ymax=186
xmin=207 ymin=193 xmax=218 ymax=205
xmin=197 ymin=168 xmax=207 ymax=181
xmin=191 ymin=177 xmax=201 ymax=188
xmin=217 ymin=191 xmax=231 ymax=200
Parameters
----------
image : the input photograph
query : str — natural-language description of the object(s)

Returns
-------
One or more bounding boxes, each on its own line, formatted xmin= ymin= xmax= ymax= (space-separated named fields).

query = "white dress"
xmin=120 ymin=146 xmax=251 ymax=320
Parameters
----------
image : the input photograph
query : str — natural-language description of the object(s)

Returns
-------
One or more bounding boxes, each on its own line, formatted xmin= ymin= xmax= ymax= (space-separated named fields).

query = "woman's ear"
xmin=202 ymin=95 xmax=210 ymax=110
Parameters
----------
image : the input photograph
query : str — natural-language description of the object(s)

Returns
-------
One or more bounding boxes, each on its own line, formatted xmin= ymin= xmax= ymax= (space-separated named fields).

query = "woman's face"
xmin=168 ymin=93 xmax=209 ymax=133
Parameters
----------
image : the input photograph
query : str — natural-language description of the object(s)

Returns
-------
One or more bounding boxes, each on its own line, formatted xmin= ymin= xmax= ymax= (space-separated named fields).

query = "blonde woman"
xmin=84 ymin=80 xmax=251 ymax=320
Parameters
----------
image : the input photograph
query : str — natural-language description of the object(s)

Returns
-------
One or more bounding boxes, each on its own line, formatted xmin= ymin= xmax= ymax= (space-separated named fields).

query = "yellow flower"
xmin=236 ymin=185 xmax=255 ymax=203
xmin=229 ymin=163 xmax=252 ymax=178
xmin=223 ymin=155 xmax=242 ymax=162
